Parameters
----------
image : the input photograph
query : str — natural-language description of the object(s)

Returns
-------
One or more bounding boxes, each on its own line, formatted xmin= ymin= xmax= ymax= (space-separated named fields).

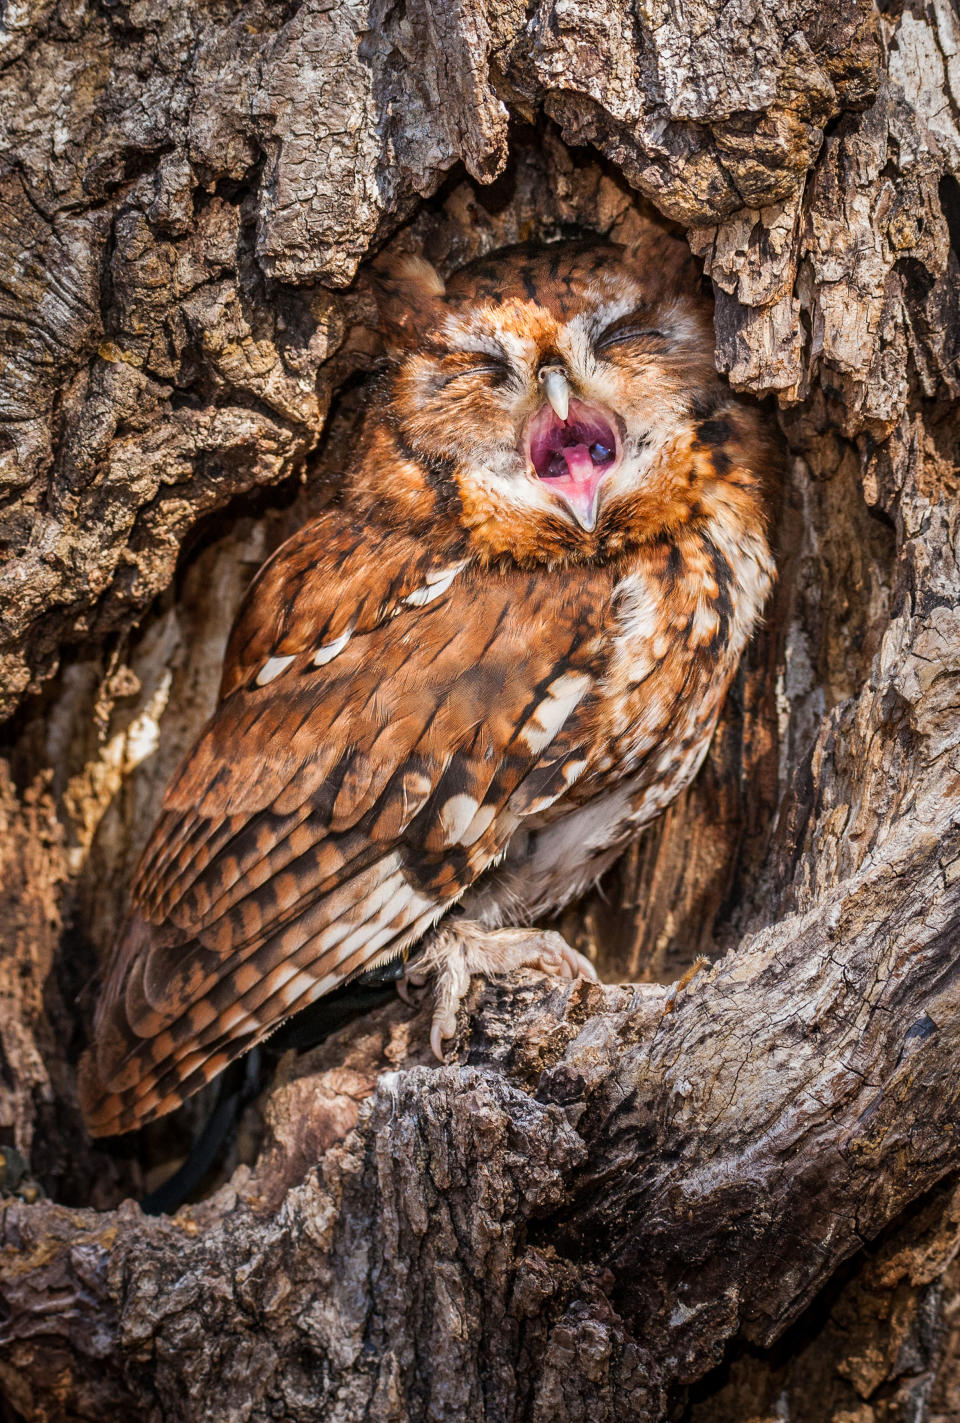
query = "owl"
xmin=79 ymin=238 xmax=775 ymax=1138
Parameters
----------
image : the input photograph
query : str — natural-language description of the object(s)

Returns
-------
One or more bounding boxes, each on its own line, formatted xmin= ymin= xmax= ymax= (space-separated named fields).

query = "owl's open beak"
xmin=527 ymin=398 xmax=620 ymax=532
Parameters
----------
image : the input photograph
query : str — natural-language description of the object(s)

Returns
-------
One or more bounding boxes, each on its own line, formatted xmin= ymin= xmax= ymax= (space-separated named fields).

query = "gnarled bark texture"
xmin=1 ymin=1 xmax=959 ymax=1420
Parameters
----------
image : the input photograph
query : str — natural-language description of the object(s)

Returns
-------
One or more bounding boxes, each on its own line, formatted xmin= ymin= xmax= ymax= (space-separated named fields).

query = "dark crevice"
xmin=192 ymin=154 xmax=265 ymax=217
xmin=939 ymin=174 xmax=960 ymax=263
xmin=677 ymin=1172 xmax=960 ymax=1421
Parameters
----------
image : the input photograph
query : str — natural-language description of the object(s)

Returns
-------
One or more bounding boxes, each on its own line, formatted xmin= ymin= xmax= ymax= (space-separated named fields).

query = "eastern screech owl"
xmin=80 ymin=238 xmax=775 ymax=1137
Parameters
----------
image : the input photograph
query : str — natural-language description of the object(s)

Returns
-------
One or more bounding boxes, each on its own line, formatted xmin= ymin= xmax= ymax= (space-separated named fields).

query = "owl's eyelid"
xmin=436 ymin=354 xmax=512 ymax=386
xmin=595 ymin=316 xmax=667 ymax=352
xmin=457 ymin=349 xmax=511 ymax=369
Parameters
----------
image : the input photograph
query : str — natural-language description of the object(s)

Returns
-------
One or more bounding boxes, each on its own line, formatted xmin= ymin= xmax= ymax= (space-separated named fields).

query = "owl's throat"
xmin=527 ymin=399 xmax=619 ymax=532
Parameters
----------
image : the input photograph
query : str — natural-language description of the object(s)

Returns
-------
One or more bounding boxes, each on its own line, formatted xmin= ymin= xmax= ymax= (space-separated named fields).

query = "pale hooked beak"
xmin=538 ymin=366 xmax=570 ymax=421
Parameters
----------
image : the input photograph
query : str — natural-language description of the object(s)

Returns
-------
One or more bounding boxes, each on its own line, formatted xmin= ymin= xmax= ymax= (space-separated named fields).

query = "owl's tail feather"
xmin=136 ymin=965 xmax=408 ymax=1215
xmin=140 ymin=1049 xmax=261 ymax=1215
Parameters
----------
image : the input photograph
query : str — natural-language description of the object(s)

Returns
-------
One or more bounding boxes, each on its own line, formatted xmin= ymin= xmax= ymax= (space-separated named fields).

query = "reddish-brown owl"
xmin=80 ymin=238 xmax=775 ymax=1138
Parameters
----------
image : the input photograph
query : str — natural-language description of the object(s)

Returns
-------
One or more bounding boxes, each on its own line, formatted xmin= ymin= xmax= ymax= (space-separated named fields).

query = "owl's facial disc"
xmin=526 ymin=398 xmax=620 ymax=532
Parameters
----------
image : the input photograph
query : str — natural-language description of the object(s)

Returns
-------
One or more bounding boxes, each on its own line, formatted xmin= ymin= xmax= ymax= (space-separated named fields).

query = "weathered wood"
xmin=1 ymin=0 xmax=959 ymax=1419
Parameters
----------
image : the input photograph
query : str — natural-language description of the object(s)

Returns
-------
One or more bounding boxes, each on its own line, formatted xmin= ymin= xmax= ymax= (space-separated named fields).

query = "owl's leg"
xmin=400 ymin=920 xmax=598 ymax=1060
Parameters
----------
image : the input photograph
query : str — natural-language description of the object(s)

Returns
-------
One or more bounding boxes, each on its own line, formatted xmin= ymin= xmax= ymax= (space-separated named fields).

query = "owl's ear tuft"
xmin=371 ymin=253 xmax=447 ymax=352
xmin=391 ymin=254 xmax=446 ymax=298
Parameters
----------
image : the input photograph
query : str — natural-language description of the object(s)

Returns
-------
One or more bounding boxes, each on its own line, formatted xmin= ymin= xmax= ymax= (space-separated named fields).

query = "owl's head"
xmin=359 ymin=239 xmax=768 ymax=565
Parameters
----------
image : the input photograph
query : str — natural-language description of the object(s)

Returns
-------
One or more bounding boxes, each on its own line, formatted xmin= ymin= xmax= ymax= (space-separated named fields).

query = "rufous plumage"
xmin=80 ymin=238 xmax=775 ymax=1136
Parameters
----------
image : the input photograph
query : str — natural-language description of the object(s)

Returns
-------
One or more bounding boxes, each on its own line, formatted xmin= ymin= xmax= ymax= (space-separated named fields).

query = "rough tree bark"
xmin=1 ymin=1 xmax=959 ymax=1420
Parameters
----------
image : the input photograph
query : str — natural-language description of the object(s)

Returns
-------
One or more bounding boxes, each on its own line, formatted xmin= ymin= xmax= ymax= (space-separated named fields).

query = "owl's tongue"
xmin=545 ymin=445 xmax=608 ymax=532
xmin=559 ymin=444 xmax=597 ymax=484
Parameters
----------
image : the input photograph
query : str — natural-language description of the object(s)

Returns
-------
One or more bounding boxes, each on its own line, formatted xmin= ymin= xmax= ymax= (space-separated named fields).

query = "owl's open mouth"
xmin=527 ymin=399 xmax=620 ymax=531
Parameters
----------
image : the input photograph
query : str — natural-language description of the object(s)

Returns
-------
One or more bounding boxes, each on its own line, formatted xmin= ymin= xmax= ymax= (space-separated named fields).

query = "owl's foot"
xmin=399 ymin=921 xmax=598 ymax=1060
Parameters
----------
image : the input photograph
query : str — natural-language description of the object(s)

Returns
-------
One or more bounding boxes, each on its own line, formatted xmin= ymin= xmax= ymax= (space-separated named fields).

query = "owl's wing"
xmin=80 ymin=514 xmax=611 ymax=1135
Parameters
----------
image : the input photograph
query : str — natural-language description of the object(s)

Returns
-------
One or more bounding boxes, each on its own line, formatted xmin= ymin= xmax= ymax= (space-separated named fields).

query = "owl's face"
xmin=364 ymin=241 xmax=744 ymax=565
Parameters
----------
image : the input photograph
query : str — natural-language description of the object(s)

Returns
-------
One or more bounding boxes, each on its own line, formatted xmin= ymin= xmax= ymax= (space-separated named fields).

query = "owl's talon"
xmin=430 ymin=1019 xmax=453 ymax=1061
xmin=396 ymin=964 xmax=431 ymax=1007
xmin=417 ymin=922 xmax=598 ymax=1061
xmin=395 ymin=978 xmax=417 ymax=1007
xmin=562 ymin=943 xmax=599 ymax=982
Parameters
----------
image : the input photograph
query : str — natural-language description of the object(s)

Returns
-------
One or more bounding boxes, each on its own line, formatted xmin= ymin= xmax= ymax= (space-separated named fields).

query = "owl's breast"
xmin=469 ymin=520 xmax=773 ymax=928
xmin=579 ymin=517 xmax=774 ymax=822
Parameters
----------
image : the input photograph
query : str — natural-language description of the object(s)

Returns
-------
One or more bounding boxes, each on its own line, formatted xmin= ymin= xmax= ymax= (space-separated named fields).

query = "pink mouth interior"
xmin=528 ymin=399 xmax=618 ymax=494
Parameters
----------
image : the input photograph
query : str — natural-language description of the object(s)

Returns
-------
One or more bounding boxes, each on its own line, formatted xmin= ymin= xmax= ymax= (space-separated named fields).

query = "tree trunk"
xmin=1 ymin=1 xmax=959 ymax=1419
